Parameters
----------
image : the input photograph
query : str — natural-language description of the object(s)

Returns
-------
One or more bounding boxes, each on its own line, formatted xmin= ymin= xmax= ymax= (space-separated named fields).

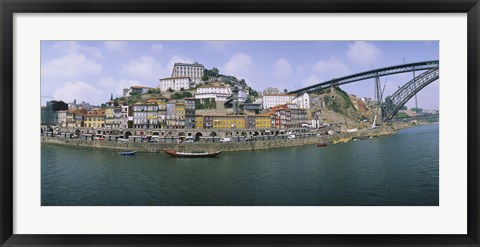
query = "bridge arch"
xmin=382 ymin=68 xmax=439 ymax=121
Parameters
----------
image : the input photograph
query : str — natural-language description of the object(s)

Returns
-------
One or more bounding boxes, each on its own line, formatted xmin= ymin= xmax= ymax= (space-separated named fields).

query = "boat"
xmin=317 ymin=143 xmax=328 ymax=147
xmin=162 ymin=149 xmax=222 ymax=158
xmin=119 ymin=151 xmax=136 ymax=155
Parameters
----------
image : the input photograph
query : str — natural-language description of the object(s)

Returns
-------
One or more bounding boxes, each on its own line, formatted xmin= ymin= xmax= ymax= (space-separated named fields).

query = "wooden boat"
xmin=119 ymin=151 xmax=136 ymax=155
xmin=317 ymin=143 xmax=328 ymax=147
xmin=162 ymin=149 xmax=222 ymax=158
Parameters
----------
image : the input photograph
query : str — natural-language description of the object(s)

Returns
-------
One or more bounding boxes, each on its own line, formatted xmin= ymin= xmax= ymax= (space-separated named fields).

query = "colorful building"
xmin=184 ymin=98 xmax=196 ymax=129
xmin=211 ymin=115 xmax=246 ymax=129
xmin=133 ymin=102 xmax=160 ymax=129
xmin=174 ymin=102 xmax=186 ymax=128
xmin=84 ymin=110 xmax=105 ymax=128
xmin=254 ymin=114 xmax=273 ymax=129
xmin=195 ymin=115 xmax=204 ymax=129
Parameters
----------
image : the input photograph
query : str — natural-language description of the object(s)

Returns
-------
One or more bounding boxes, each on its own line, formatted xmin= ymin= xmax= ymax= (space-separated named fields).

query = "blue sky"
xmin=41 ymin=40 xmax=439 ymax=109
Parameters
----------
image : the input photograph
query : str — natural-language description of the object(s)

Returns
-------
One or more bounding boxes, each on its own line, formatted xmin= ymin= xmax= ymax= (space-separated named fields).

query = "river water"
xmin=41 ymin=124 xmax=439 ymax=206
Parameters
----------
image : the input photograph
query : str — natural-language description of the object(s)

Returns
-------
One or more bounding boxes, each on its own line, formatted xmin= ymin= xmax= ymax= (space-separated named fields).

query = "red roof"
xmin=131 ymin=86 xmax=154 ymax=89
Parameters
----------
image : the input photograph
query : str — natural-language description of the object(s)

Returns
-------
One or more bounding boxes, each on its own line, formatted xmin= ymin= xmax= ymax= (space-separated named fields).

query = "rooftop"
xmin=174 ymin=62 xmax=204 ymax=67
xmin=264 ymin=94 xmax=295 ymax=97
xmin=130 ymin=85 xmax=154 ymax=89
xmin=197 ymin=85 xmax=229 ymax=89
xmin=159 ymin=76 xmax=191 ymax=80
xmin=85 ymin=110 xmax=105 ymax=117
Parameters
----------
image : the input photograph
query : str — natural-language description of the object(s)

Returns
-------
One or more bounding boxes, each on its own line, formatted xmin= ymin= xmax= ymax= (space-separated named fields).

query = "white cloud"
xmin=104 ymin=41 xmax=128 ymax=53
xmin=312 ymin=56 xmax=350 ymax=79
xmin=273 ymin=58 xmax=292 ymax=77
xmin=301 ymin=75 xmax=323 ymax=87
xmin=151 ymin=43 xmax=164 ymax=52
xmin=205 ymin=41 xmax=233 ymax=51
xmin=42 ymin=53 xmax=102 ymax=78
xmin=49 ymin=41 xmax=103 ymax=59
xmin=54 ymin=81 xmax=104 ymax=104
xmin=347 ymin=41 xmax=382 ymax=66
xmin=223 ymin=53 xmax=253 ymax=80
xmin=98 ymin=77 xmax=142 ymax=97
xmin=125 ymin=56 xmax=163 ymax=81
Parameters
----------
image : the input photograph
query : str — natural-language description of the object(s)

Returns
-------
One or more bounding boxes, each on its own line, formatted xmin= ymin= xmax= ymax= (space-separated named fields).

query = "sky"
xmin=41 ymin=41 xmax=439 ymax=109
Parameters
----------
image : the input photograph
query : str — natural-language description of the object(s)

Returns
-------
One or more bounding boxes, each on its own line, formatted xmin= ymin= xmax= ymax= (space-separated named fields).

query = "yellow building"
xmin=105 ymin=107 xmax=115 ymax=127
xmin=84 ymin=110 xmax=105 ymax=128
xmin=212 ymin=115 xmax=246 ymax=129
xmin=255 ymin=114 xmax=272 ymax=129
xmin=174 ymin=102 xmax=186 ymax=128
xmin=195 ymin=115 xmax=204 ymax=129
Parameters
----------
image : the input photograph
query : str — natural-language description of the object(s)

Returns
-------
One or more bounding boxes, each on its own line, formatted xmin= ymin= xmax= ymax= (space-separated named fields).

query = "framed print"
xmin=1 ymin=0 xmax=479 ymax=246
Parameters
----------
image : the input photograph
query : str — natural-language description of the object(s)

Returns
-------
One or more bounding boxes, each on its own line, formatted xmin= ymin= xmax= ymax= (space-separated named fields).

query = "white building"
xmin=238 ymin=89 xmax=248 ymax=102
xmin=262 ymin=94 xmax=295 ymax=109
xmin=195 ymin=85 xmax=231 ymax=101
xmin=263 ymin=87 xmax=280 ymax=95
xmin=123 ymin=86 xmax=154 ymax=97
xmin=171 ymin=62 xmax=204 ymax=84
xmin=57 ymin=110 xmax=67 ymax=127
xmin=292 ymin=92 xmax=310 ymax=109
xmin=158 ymin=77 xmax=193 ymax=92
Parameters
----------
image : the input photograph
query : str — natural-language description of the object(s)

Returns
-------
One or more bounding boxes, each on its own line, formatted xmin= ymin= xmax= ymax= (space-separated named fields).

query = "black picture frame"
xmin=1 ymin=0 xmax=479 ymax=246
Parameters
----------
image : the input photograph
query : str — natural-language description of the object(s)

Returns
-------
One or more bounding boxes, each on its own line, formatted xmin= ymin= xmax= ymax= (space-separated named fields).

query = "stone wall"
xmin=41 ymin=124 xmax=406 ymax=153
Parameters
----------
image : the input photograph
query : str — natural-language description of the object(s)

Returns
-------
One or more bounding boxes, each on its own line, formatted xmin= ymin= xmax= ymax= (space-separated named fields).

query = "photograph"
xmin=40 ymin=40 xmax=439 ymax=206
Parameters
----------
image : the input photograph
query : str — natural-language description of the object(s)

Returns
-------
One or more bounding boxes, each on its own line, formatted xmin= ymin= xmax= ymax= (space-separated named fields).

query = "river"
xmin=41 ymin=124 xmax=439 ymax=206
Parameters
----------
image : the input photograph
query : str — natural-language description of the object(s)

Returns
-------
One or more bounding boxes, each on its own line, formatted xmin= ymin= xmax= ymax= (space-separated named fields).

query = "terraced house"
xmin=84 ymin=110 xmax=105 ymax=128
xmin=133 ymin=102 xmax=160 ymax=129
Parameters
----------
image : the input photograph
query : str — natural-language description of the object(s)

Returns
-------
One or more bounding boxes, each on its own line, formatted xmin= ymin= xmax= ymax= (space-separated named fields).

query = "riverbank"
xmin=41 ymin=122 xmax=421 ymax=153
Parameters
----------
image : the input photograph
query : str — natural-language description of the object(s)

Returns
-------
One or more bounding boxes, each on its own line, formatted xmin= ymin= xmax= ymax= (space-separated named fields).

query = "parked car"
xmin=287 ymin=134 xmax=296 ymax=139
xmin=185 ymin=139 xmax=194 ymax=143
xmin=220 ymin=137 xmax=231 ymax=143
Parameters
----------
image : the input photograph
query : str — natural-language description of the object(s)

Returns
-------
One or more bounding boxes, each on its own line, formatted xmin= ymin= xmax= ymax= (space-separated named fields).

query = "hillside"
xmin=310 ymin=87 xmax=363 ymax=121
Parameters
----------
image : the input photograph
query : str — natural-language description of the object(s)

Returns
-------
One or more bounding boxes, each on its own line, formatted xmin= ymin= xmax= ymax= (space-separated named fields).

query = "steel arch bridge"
xmin=288 ymin=60 xmax=439 ymax=122
xmin=382 ymin=68 xmax=439 ymax=121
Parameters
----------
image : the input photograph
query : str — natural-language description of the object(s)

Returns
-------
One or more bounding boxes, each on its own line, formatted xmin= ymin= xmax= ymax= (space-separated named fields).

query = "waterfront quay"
xmin=43 ymin=126 xmax=318 ymax=142
xmin=41 ymin=123 xmax=413 ymax=153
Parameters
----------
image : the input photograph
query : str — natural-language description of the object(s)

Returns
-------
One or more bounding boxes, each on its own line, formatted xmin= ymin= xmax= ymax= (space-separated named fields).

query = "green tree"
xmin=202 ymin=74 xmax=209 ymax=81
xmin=182 ymin=91 xmax=192 ymax=98
xmin=172 ymin=91 xmax=193 ymax=99
xmin=147 ymin=88 xmax=161 ymax=94
xmin=411 ymin=107 xmax=423 ymax=113
xmin=400 ymin=105 xmax=408 ymax=110
xmin=129 ymin=91 xmax=139 ymax=96
xmin=167 ymin=87 xmax=174 ymax=93
xmin=211 ymin=67 xmax=219 ymax=76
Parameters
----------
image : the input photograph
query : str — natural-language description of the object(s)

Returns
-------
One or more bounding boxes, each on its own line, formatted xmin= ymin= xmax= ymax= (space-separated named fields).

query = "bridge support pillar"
xmin=374 ymin=75 xmax=382 ymax=105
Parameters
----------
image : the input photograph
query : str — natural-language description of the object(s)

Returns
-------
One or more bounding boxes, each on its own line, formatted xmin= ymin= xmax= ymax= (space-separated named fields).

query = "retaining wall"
xmin=41 ymin=123 xmax=412 ymax=153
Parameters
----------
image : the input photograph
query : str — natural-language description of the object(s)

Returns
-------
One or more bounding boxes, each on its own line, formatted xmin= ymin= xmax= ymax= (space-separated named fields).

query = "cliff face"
xmin=310 ymin=87 xmax=364 ymax=122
